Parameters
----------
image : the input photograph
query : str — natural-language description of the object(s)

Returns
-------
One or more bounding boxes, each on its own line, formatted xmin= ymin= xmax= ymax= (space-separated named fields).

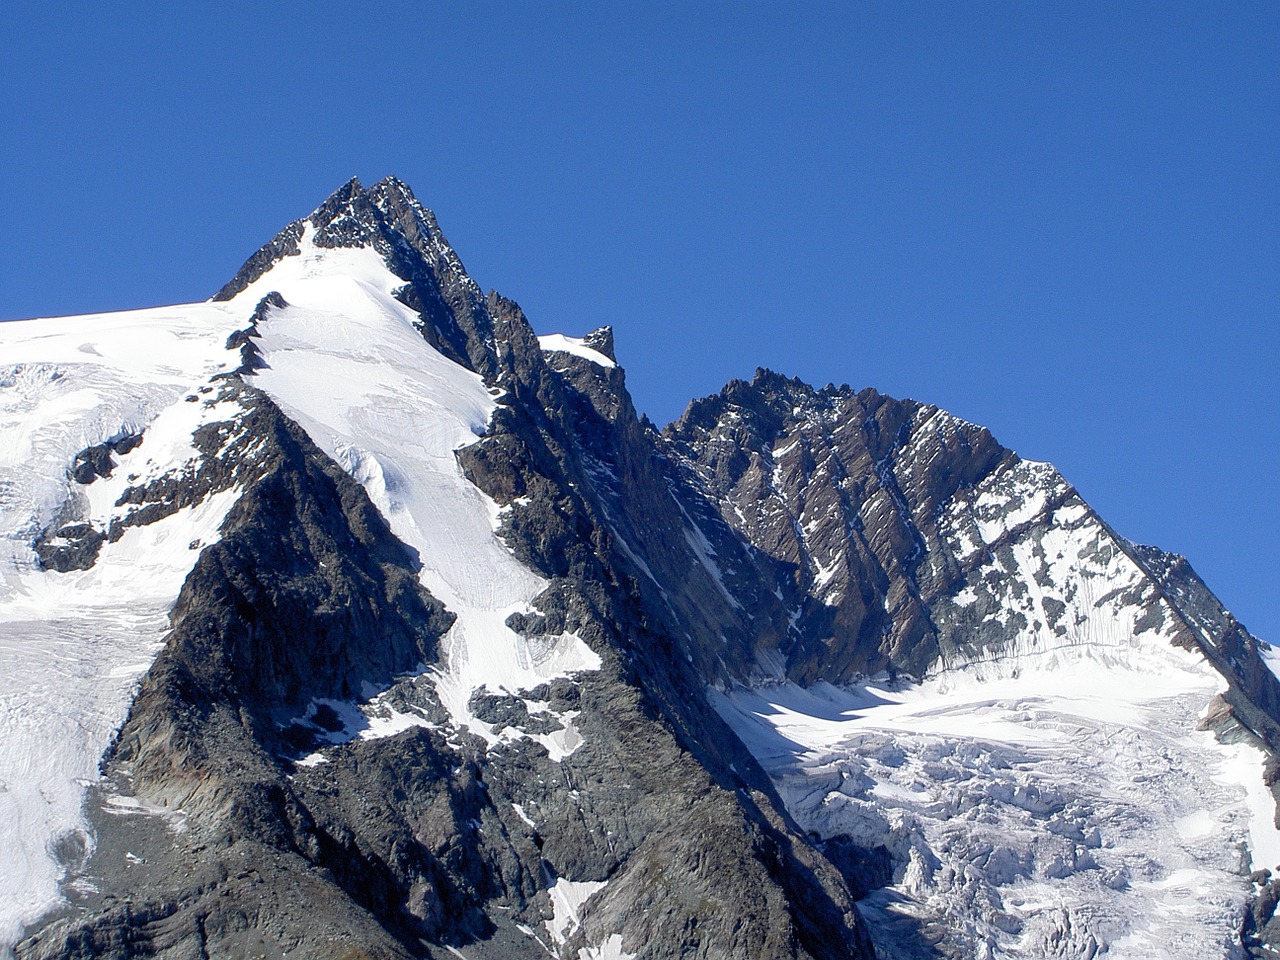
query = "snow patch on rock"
xmin=545 ymin=876 xmax=607 ymax=945
xmin=578 ymin=933 xmax=634 ymax=960
xmin=537 ymin=334 xmax=616 ymax=369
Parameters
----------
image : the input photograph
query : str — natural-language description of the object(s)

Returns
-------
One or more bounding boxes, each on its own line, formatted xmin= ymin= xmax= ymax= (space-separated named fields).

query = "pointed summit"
xmin=582 ymin=325 xmax=616 ymax=362
xmin=215 ymin=175 xmax=457 ymax=288
xmin=303 ymin=174 xmax=440 ymax=254
xmin=213 ymin=176 xmax=503 ymax=378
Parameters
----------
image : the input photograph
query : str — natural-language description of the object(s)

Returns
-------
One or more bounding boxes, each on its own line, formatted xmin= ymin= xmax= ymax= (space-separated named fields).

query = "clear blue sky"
xmin=3 ymin=2 xmax=1276 ymax=641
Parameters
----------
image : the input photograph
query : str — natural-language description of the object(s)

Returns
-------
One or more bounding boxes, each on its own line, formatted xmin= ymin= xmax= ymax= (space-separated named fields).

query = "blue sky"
xmin=3 ymin=2 xmax=1276 ymax=641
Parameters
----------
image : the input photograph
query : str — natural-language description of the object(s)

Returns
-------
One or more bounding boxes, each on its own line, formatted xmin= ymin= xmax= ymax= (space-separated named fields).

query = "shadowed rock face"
xmin=662 ymin=371 xmax=1280 ymax=700
xmin=665 ymin=371 xmax=1013 ymax=682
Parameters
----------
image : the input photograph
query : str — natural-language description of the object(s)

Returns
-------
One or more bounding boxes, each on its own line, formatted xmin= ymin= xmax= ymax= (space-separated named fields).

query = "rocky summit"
xmin=1 ymin=177 xmax=1277 ymax=960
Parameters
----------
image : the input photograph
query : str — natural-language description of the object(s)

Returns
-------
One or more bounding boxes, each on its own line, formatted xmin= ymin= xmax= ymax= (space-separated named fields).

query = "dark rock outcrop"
xmin=34 ymin=432 xmax=143 ymax=572
xmin=664 ymin=369 xmax=1012 ymax=681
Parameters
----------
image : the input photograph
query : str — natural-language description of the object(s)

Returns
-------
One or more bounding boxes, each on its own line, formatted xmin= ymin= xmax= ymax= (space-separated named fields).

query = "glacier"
xmin=0 ymin=304 xmax=248 ymax=951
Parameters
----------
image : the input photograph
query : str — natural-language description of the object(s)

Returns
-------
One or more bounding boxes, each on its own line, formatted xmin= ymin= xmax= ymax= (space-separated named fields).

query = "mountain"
xmin=1 ymin=176 xmax=1277 ymax=960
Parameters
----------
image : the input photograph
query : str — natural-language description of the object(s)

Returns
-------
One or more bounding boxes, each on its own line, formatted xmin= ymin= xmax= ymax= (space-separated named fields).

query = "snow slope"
xmin=227 ymin=228 xmax=601 ymax=755
xmin=0 ymin=304 xmax=247 ymax=954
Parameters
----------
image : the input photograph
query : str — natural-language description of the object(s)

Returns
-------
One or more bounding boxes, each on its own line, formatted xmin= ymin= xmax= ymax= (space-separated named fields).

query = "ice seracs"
xmin=716 ymin=655 xmax=1280 ymax=959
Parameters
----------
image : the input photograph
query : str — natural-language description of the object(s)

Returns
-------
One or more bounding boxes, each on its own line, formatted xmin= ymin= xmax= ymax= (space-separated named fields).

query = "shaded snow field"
xmin=716 ymin=650 xmax=1279 ymax=959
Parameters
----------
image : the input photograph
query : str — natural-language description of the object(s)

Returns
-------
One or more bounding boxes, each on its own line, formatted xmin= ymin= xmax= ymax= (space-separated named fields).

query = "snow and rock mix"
xmin=226 ymin=228 xmax=601 ymax=757
xmin=537 ymin=333 xmax=616 ymax=370
xmin=0 ymin=303 xmax=248 ymax=953
xmin=3 ymin=178 xmax=1274 ymax=960
xmin=715 ymin=464 xmax=1280 ymax=959
xmin=0 ymin=234 xmax=609 ymax=952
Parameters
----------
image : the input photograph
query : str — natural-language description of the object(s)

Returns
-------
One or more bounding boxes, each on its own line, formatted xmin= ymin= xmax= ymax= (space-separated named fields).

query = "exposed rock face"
xmin=665 ymin=372 xmax=1012 ymax=681
xmin=453 ymin=298 xmax=871 ymax=959
xmin=663 ymin=370 xmax=1280 ymax=714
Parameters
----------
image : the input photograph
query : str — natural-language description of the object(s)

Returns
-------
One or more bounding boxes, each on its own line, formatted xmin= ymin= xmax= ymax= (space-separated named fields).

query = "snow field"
xmin=0 ymin=302 xmax=248 ymax=954
xmin=715 ymin=454 xmax=1280 ymax=957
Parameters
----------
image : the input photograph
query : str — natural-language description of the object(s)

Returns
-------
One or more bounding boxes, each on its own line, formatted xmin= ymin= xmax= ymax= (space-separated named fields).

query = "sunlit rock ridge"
xmin=1 ymin=176 xmax=1276 ymax=960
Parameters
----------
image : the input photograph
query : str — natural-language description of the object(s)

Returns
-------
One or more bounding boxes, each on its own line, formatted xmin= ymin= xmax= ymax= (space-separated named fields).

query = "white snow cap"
xmin=538 ymin=333 xmax=617 ymax=369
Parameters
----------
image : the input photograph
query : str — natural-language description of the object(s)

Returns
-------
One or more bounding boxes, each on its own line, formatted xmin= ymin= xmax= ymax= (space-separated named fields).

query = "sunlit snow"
xmin=0 ymin=302 xmax=247 ymax=954
xmin=537 ymin=333 xmax=616 ymax=369
xmin=716 ymin=655 xmax=1278 ymax=958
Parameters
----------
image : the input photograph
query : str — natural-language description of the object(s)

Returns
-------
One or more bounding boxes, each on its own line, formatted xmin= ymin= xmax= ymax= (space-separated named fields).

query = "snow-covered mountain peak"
xmin=213 ymin=177 xmax=459 ymax=295
xmin=212 ymin=176 xmax=505 ymax=380
xmin=5 ymin=178 xmax=1280 ymax=960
